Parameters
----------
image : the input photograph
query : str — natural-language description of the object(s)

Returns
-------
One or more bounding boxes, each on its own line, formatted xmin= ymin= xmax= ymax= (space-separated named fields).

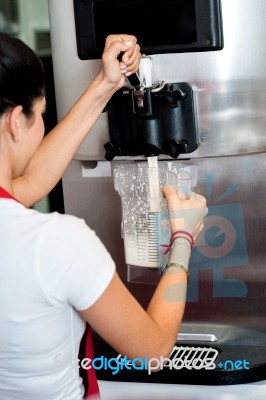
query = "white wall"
xmin=18 ymin=0 xmax=50 ymax=50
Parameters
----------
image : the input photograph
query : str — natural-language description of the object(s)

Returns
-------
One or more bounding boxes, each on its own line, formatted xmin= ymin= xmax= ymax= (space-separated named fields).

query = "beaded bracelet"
xmin=169 ymin=240 xmax=191 ymax=251
xmin=161 ymin=262 xmax=190 ymax=281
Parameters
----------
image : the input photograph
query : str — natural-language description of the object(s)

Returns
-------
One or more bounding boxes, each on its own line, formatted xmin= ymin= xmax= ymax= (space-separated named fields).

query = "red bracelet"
xmin=160 ymin=230 xmax=194 ymax=255
xmin=170 ymin=230 xmax=194 ymax=245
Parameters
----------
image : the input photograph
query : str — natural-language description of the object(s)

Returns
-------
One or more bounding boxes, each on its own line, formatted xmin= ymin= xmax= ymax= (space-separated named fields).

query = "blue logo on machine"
xmin=187 ymin=173 xmax=249 ymax=301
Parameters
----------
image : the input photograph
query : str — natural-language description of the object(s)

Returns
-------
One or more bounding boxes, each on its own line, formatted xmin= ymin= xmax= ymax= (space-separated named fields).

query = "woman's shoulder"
xmin=38 ymin=210 xmax=92 ymax=237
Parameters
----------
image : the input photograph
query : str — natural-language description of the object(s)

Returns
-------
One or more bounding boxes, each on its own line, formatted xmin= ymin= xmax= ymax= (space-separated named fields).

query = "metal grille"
xmin=166 ymin=346 xmax=219 ymax=370
xmin=116 ymin=346 xmax=219 ymax=371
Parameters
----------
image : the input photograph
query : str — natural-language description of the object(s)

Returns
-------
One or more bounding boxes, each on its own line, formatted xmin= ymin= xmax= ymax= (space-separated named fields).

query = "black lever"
xmin=127 ymin=72 xmax=141 ymax=90
xmin=118 ymin=52 xmax=144 ymax=107
xmin=118 ymin=52 xmax=142 ymax=91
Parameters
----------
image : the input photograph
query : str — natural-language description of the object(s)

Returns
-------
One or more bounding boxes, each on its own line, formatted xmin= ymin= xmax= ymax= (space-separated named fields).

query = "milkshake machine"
xmin=48 ymin=0 xmax=266 ymax=385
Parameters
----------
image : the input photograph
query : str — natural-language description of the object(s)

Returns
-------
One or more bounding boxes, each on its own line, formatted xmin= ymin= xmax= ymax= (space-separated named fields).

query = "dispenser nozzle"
xmin=127 ymin=73 xmax=144 ymax=108
xmin=127 ymin=73 xmax=141 ymax=91
xmin=118 ymin=52 xmax=144 ymax=108
xmin=130 ymin=55 xmax=153 ymax=109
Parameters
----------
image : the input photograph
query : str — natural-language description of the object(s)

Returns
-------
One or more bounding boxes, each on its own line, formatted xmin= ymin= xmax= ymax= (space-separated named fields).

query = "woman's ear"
xmin=7 ymin=105 xmax=24 ymax=143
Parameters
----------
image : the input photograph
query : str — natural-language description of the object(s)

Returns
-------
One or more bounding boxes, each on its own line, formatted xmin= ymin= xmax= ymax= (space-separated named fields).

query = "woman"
xmin=0 ymin=33 xmax=207 ymax=399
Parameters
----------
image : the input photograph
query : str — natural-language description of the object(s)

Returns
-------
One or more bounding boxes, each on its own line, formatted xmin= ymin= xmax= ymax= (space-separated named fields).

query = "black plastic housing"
xmin=73 ymin=0 xmax=223 ymax=60
xmin=92 ymin=323 xmax=266 ymax=386
xmin=104 ymin=82 xmax=198 ymax=160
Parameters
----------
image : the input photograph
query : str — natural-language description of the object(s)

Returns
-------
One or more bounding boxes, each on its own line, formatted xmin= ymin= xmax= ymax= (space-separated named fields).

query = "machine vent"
xmin=117 ymin=346 xmax=219 ymax=371
xmin=167 ymin=345 xmax=219 ymax=370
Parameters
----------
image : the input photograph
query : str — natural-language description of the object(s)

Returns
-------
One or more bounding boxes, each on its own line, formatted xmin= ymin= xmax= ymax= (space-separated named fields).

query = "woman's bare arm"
xmin=80 ymin=190 xmax=207 ymax=361
xmin=12 ymin=35 xmax=140 ymax=207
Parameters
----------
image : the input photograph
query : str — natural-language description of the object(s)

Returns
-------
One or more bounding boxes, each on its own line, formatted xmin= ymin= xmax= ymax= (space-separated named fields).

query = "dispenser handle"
xmin=127 ymin=73 xmax=141 ymax=88
xmin=118 ymin=52 xmax=141 ymax=90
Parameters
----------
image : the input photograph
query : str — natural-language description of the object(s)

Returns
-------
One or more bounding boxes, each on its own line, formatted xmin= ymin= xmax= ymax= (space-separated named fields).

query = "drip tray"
xmin=92 ymin=323 xmax=266 ymax=385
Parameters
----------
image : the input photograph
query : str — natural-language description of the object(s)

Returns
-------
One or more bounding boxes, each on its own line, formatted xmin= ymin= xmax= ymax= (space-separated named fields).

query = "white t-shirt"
xmin=0 ymin=198 xmax=116 ymax=400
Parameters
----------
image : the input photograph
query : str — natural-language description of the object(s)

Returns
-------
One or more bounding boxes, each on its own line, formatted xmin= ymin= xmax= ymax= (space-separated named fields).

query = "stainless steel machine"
xmin=48 ymin=0 xmax=266 ymax=386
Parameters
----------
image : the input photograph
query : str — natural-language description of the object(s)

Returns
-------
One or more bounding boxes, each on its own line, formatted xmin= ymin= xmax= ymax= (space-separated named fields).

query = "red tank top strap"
xmin=84 ymin=325 xmax=100 ymax=399
xmin=0 ymin=186 xmax=23 ymax=204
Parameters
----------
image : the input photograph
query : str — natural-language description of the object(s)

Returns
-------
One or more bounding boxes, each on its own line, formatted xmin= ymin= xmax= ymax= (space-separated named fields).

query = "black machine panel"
xmin=104 ymin=82 xmax=198 ymax=160
xmin=73 ymin=0 xmax=224 ymax=60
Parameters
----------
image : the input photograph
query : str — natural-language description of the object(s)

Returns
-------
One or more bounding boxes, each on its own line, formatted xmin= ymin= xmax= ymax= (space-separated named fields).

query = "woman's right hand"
xmin=163 ymin=185 xmax=208 ymax=241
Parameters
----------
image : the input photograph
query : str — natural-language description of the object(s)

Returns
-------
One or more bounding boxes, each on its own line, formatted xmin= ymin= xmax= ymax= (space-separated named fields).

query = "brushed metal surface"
xmin=62 ymin=154 xmax=266 ymax=335
xmin=48 ymin=0 xmax=266 ymax=337
xmin=49 ymin=0 xmax=266 ymax=159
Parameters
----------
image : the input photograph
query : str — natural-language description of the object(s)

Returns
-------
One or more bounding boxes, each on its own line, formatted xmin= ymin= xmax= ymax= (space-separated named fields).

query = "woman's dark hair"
xmin=0 ymin=33 xmax=45 ymax=117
